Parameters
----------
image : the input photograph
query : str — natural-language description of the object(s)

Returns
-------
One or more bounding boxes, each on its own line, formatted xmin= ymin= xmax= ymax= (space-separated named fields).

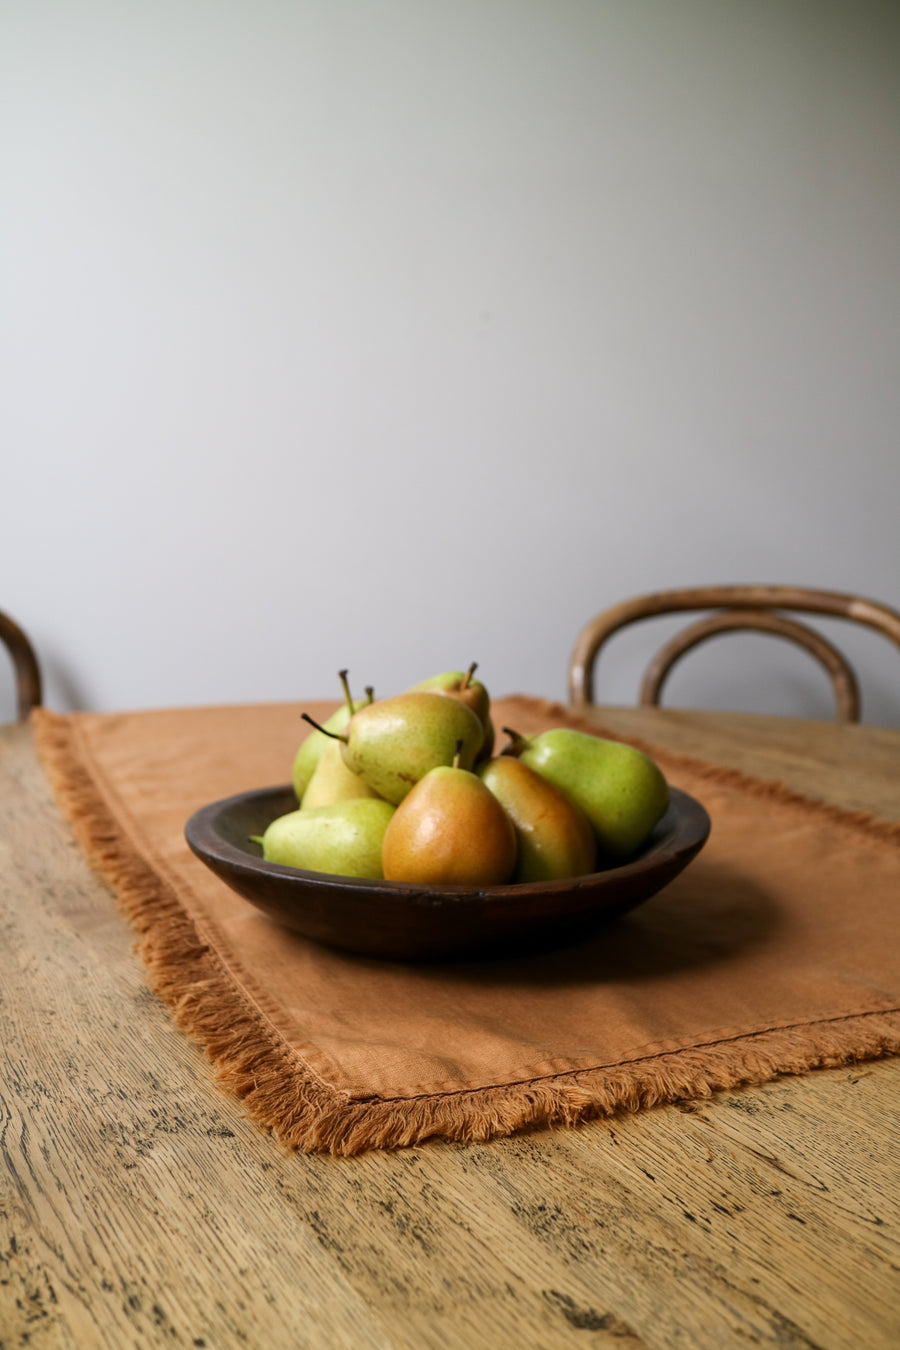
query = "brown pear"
xmin=479 ymin=756 xmax=597 ymax=882
xmin=382 ymin=758 xmax=516 ymax=886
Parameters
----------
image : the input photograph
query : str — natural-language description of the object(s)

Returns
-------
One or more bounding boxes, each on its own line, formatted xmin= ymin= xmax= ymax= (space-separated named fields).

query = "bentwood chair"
xmin=0 ymin=610 xmax=43 ymax=722
xmin=568 ymin=585 xmax=900 ymax=722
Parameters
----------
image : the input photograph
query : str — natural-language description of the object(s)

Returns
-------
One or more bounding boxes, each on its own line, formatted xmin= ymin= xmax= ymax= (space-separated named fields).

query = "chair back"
xmin=568 ymin=585 xmax=900 ymax=722
xmin=0 ymin=611 xmax=43 ymax=722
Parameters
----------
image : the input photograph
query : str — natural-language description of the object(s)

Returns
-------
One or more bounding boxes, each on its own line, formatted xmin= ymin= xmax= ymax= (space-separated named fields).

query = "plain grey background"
xmin=3 ymin=0 xmax=898 ymax=724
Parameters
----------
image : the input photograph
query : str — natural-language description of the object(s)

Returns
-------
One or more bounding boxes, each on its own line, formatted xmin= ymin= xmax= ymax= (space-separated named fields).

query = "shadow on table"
xmin=407 ymin=863 xmax=783 ymax=989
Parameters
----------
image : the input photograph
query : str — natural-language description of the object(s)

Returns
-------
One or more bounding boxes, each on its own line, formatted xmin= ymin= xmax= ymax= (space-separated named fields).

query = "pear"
xmin=406 ymin=662 xmax=494 ymax=758
xmin=300 ymin=738 xmax=383 ymax=810
xmin=304 ymin=691 xmax=484 ymax=805
xmin=503 ymin=727 xmax=669 ymax=860
xmin=256 ymin=798 xmax=395 ymax=878
xmin=479 ymin=756 xmax=597 ymax=883
xmin=292 ymin=671 xmax=373 ymax=801
xmin=382 ymin=746 xmax=516 ymax=885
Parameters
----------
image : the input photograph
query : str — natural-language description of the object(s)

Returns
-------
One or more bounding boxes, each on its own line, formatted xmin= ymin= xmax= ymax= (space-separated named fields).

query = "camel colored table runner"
xmin=32 ymin=698 xmax=900 ymax=1155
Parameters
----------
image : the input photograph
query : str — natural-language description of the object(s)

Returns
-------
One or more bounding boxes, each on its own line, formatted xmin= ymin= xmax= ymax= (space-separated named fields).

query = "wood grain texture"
xmin=2 ymin=711 xmax=899 ymax=1349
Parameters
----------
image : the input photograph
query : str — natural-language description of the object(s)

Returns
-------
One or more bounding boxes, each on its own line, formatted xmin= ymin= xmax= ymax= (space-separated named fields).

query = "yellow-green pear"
xmin=503 ymin=726 xmax=669 ymax=860
xmin=292 ymin=671 xmax=373 ymax=801
xmin=300 ymin=738 xmax=383 ymax=810
xmin=405 ymin=662 xmax=494 ymax=758
xmin=479 ymin=756 xmax=597 ymax=882
xmin=382 ymin=754 xmax=516 ymax=885
xmin=257 ymin=798 xmax=395 ymax=878
xmin=304 ymin=691 xmax=484 ymax=805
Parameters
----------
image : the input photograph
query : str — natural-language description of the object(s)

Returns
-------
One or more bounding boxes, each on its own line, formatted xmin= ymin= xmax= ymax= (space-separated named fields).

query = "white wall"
xmin=3 ymin=0 xmax=899 ymax=725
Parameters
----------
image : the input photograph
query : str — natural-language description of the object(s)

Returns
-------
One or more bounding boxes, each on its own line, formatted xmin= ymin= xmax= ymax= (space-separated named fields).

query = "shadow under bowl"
xmin=184 ymin=785 xmax=711 ymax=963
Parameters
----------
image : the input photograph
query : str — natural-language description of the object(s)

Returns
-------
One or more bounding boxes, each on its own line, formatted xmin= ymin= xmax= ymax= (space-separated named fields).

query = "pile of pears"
xmin=255 ymin=666 xmax=670 ymax=887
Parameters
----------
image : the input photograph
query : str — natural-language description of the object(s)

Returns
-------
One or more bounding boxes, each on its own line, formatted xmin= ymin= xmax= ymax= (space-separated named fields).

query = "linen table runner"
xmin=33 ymin=698 xmax=900 ymax=1154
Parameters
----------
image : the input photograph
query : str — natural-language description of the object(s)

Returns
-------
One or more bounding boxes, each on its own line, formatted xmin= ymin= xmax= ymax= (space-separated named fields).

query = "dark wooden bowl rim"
xmin=184 ymin=784 xmax=711 ymax=962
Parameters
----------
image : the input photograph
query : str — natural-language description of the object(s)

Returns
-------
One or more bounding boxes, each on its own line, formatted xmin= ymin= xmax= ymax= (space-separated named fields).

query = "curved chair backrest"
xmin=568 ymin=585 xmax=900 ymax=722
xmin=0 ymin=610 xmax=43 ymax=722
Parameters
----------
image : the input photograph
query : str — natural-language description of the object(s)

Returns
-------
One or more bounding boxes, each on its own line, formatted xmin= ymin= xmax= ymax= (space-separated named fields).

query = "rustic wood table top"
xmin=2 ymin=705 xmax=898 ymax=1350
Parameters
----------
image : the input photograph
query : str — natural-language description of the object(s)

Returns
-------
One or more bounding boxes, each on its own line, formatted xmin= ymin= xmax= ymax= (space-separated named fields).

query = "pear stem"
xmin=338 ymin=669 xmax=355 ymax=716
xmin=461 ymin=662 xmax=477 ymax=690
xmin=501 ymin=726 xmax=529 ymax=757
xmin=452 ymin=737 xmax=463 ymax=770
xmin=301 ymin=712 xmax=348 ymax=743
xmin=365 ymin=685 xmax=375 ymax=705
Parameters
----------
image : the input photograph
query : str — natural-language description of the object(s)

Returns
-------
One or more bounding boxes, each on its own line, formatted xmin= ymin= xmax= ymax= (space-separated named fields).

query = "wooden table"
xmin=2 ymin=707 xmax=898 ymax=1349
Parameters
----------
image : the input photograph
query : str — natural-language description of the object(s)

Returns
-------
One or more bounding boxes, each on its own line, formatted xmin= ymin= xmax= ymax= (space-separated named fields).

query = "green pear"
xmin=503 ymin=726 xmax=669 ymax=860
xmin=304 ymin=691 xmax=484 ymax=805
xmin=405 ymin=662 xmax=494 ymax=758
xmin=479 ymin=756 xmax=597 ymax=883
xmin=382 ymin=752 xmax=516 ymax=885
xmin=292 ymin=671 xmax=373 ymax=801
xmin=407 ymin=661 xmax=493 ymax=739
xmin=256 ymin=798 xmax=395 ymax=878
xmin=300 ymin=738 xmax=384 ymax=810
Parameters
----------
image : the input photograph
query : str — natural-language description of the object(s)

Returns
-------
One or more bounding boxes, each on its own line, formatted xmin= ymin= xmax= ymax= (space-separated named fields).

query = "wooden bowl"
xmin=185 ymin=785 xmax=710 ymax=962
